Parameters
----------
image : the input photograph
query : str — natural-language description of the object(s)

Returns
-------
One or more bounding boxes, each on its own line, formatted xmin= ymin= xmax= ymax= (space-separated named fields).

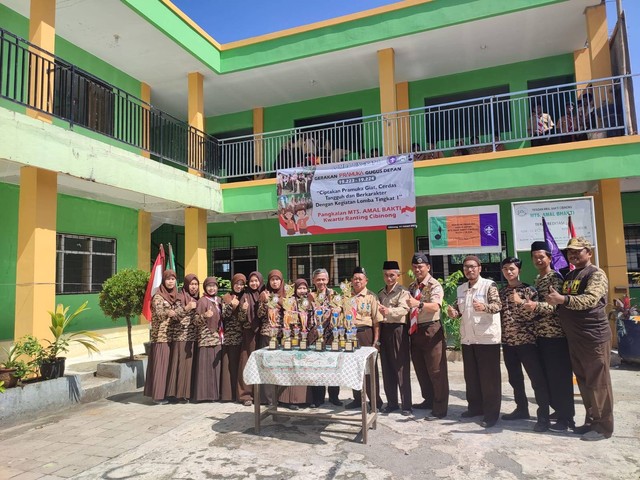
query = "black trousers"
xmin=461 ymin=343 xmax=501 ymax=423
xmin=537 ymin=336 xmax=575 ymax=423
xmin=380 ymin=323 xmax=412 ymax=411
xmin=352 ymin=326 xmax=383 ymax=407
xmin=310 ymin=386 xmax=340 ymax=405
xmin=502 ymin=343 xmax=550 ymax=421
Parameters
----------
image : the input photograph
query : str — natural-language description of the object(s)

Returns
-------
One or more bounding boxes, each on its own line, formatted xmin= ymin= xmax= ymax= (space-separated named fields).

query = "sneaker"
xmin=533 ymin=420 xmax=550 ymax=432
xmin=501 ymin=409 xmax=530 ymax=421
xmin=425 ymin=411 xmax=446 ymax=421
xmin=400 ymin=409 xmax=413 ymax=417
xmin=243 ymin=400 xmax=253 ymax=407
xmin=573 ymin=424 xmax=592 ymax=435
xmin=581 ymin=430 xmax=608 ymax=441
xmin=153 ymin=399 xmax=169 ymax=405
xmin=381 ymin=405 xmax=399 ymax=414
xmin=345 ymin=400 xmax=361 ymax=410
xmin=461 ymin=410 xmax=482 ymax=418
xmin=548 ymin=420 xmax=570 ymax=432
xmin=412 ymin=400 xmax=433 ymax=410
xmin=480 ymin=419 xmax=497 ymax=428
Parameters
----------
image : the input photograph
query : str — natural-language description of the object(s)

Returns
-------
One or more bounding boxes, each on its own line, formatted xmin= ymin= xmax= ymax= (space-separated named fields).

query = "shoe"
xmin=581 ymin=430 xmax=608 ymax=441
xmin=461 ymin=411 xmax=482 ymax=418
xmin=381 ymin=405 xmax=399 ymax=414
xmin=345 ymin=400 xmax=361 ymax=410
xmin=243 ymin=400 xmax=252 ymax=407
xmin=309 ymin=403 xmax=318 ymax=409
xmin=153 ymin=399 xmax=168 ymax=405
xmin=481 ymin=419 xmax=497 ymax=428
xmin=548 ymin=420 xmax=570 ymax=432
xmin=412 ymin=400 xmax=433 ymax=410
xmin=401 ymin=409 xmax=413 ymax=417
xmin=501 ymin=409 xmax=530 ymax=421
xmin=425 ymin=411 xmax=446 ymax=421
xmin=287 ymin=404 xmax=299 ymax=411
xmin=533 ymin=420 xmax=550 ymax=432
xmin=329 ymin=397 xmax=343 ymax=406
xmin=573 ymin=424 xmax=592 ymax=435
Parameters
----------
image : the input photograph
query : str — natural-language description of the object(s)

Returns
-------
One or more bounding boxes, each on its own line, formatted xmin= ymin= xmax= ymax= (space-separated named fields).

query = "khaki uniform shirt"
xmin=408 ymin=275 xmax=443 ymax=323
xmin=377 ymin=283 xmax=410 ymax=324
xmin=352 ymin=288 xmax=383 ymax=327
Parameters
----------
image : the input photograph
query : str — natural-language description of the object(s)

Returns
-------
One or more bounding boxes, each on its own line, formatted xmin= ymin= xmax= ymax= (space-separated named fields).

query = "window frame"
xmin=287 ymin=241 xmax=360 ymax=287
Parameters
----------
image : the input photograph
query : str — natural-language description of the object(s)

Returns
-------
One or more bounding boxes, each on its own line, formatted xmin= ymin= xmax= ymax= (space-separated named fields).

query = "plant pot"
xmin=40 ymin=357 xmax=66 ymax=380
xmin=0 ymin=368 xmax=19 ymax=388
xmin=618 ymin=318 xmax=640 ymax=364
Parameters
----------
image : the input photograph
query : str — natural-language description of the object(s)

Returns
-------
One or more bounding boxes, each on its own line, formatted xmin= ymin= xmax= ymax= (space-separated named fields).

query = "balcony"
xmin=0 ymin=28 xmax=635 ymax=184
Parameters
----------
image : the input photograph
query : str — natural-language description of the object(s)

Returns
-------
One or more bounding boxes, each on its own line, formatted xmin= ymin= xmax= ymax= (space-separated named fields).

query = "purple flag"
xmin=542 ymin=217 xmax=569 ymax=272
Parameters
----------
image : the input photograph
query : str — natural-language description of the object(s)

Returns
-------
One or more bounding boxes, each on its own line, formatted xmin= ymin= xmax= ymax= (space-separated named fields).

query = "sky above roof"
xmin=171 ymin=0 xmax=398 ymax=43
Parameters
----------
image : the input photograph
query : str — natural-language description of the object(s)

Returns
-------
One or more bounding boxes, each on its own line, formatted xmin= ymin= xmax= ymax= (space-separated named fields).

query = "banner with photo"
xmin=511 ymin=197 xmax=596 ymax=251
xmin=428 ymin=205 xmax=502 ymax=255
xmin=276 ymin=155 xmax=416 ymax=237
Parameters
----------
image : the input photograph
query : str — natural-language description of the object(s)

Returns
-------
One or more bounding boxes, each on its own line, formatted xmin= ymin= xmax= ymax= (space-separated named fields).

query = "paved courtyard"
xmin=1 ymin=357 xmax=639 ymax=480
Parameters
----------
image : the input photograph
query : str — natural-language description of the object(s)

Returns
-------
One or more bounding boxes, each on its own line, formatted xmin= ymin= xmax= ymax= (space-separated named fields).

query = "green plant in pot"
xmin=0 ymin=335 xmax=43 ymax=387
xmin=39 ymin=301 xmax=105 ymax=379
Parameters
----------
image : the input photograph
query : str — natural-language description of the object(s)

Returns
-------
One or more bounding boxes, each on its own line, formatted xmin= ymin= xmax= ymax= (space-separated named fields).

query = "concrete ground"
xmin=1 ymin=355 xmax=638 ymax=480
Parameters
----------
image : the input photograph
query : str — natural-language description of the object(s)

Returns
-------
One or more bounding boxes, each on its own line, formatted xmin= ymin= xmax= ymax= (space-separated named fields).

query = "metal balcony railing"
xmin=0 ymin=28 xmax=635 ymax=183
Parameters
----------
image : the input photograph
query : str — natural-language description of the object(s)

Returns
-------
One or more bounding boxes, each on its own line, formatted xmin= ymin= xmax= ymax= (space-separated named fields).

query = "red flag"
xmin=142 ymin=244 xmax=166 ymax=321
xmin=568 ymin=215 xmax=577 ymax=238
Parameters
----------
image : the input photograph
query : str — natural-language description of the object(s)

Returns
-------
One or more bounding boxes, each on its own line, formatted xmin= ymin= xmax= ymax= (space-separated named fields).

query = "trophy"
xmin=268 ymin=326 xmax=279 ymax=350
xmin=344 ymin=314 xmax=355 ymax=351
xmin=338 ymin=326 xmax=346 ymax=349
xmin=331 ymin=326 xmax=340 ymax=351
xmin=315 ymin=323 xmax=325 ymax=351
xmin=300 ymin=330 xmax=308 ymax=350
xmin=350 ymin=326 xmax=359 ymax=349
xmin=282 ymin=328 xmax=292 ymax=350
xmin=292 ymin=325 xmax=300 ymax=347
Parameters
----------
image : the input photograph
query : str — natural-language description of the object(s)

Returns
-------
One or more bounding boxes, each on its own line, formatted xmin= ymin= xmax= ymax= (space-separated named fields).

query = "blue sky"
xmin=173 ymin=0 xmax=639 ymax=123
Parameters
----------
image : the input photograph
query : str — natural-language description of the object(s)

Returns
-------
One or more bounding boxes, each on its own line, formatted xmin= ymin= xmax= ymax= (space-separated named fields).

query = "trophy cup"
xmin=344 ymin=314 xmax=354 ymax=351
xmin=292 ymin=326 xmax=300 ymax=347
xmin=282 ymin=328 xmax=292 ymax=350
xmin=315 ymin=308 xmax=324 ymax=351
xmin=331 ymin=326 xmax=340 ymax=351
xmin=300 ymin=330 xmax=308 ymax=350
xmin=350 ymin=326 xmax=359 ymax=349
xmin=338 ymin=326 xmax=346 ymax=349
xmin=268 ymin=326 xmax=279 ymax=350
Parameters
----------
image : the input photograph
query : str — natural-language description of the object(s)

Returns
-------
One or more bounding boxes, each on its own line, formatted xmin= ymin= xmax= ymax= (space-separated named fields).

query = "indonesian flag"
xmin=142 ymin=244 xmax=166 ymax=321
xmin=568 ymin=216 xmax=577 ymax=271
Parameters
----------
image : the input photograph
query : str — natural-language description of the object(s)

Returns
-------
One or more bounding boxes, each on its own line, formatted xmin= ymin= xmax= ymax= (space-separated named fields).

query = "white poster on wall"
xmin=511 ymin=197 xmax=597 ymax=251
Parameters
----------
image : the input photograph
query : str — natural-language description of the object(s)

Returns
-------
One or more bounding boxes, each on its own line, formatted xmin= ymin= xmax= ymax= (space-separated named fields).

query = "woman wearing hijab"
xmin=238 ymin=271 xmax=264 ymax=406
xmin=191 ymin=277 xmax=223 ymax=402
xmin=166 ymin=273 xmax=199 ymax=401
xmin=221 ymin=273 xmax=250 ymax=402
xmin=144 ymin=270 xmax=182 ymax=404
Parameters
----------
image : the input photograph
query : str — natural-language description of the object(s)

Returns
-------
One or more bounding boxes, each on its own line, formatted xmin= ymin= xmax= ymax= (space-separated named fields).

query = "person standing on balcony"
xmin=528 ymin=103 xmax=555 ymax=147
xmin=558 ymin=102 xmax=576 ymax=143
xmin=191 ymin=277 xmax=222 ymax=402
xmin=238 ymin=271 xmax=264 ymax=406
xmin=516 ymin=241 xmax=575 ymax=432
xmin=220 ymin=274 xmax=249 ymax=403
xmin=144 ymin=270 xmax=182 ymax=404
xmin=345 ymin=267 xmax=384 ymax=410
xmin=377 ymin=261 xmax=412 ymax=416
xmin=447 ymin=256 xmax=502 ymax=428
xmin=405 ymin=253 xmax=449 ymax=419
xmin=166 ymin=274 xmax=199 ymax=402
xmin=544 ymin=237 xmax=613 ymax=441
xmin=498 ymin=257 xmax=551 ymax=432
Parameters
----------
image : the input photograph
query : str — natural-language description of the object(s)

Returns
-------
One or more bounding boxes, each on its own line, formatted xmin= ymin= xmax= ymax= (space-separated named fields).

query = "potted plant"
xmin=98 ymin=268 xmax=149 ymax=361
xmin=439 ymin=270 xmax=464 ymax=351
xmin=614 ymin=290 xmax=640 ymax=365
xmin=0 ymin=336 xmax=42 ymax=387
xmin=38 ymin=301 xmax=105 ymax=379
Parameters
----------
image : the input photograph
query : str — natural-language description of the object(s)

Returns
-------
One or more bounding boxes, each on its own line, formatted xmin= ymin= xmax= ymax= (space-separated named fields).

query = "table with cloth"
xmin=243 ymin=346 xmax=379 ymax=443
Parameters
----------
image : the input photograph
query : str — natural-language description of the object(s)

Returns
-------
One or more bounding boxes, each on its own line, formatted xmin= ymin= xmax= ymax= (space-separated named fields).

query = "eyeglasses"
xmin=463 ymin=264 xmax=479 ymax=270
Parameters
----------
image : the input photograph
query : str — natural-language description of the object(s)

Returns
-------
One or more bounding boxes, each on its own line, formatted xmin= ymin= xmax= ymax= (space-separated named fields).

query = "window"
xmin=424 ymin=85 xmax=511 ymax=143
xmin=209 ymin=236 xmax=258 ymax=283
xmin=287 ymin=241 xmax=359 ymax=286
xmin=416 ymin=232 xmax=508 ymax=284
xmin=56 ymin=234 xmax=116 ymax=294
xmin=624 ymin=225 xmax=640 ymax=287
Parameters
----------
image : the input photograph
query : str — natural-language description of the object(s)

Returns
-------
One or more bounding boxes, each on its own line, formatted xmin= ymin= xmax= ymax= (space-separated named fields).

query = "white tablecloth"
xmin=243 ymin=347 xmax=377 ymax=391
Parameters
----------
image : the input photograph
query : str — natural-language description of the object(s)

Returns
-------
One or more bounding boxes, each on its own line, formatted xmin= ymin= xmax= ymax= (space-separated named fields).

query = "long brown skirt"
xmin=143 ymin=342 xmax=171 ymax=402
xmin=238 ymin=330 xmax=257 ymax=403
xmin=221 ymin=344 xmax=241 ymax=401
xmin=166 ymin=341 xmax=195 ymax=399
xmin=191 ymin=345 xmax=222 ymax=402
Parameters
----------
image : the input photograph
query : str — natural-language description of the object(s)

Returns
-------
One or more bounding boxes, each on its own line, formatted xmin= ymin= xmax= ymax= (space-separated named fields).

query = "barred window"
xmin=624 ymin=225 xmax=640 ymax=287
xmin=209 ymin=236 xmax=258 ymax=283
xmin=56 ymin=234 xmax=116 ymax=294
xmin=287 ymin=241 xmax=359 ymax=287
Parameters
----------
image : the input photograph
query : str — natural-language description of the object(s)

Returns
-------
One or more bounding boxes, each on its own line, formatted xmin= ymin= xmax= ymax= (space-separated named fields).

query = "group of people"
xmin=143 ymin=235 xmax=614 ymax=442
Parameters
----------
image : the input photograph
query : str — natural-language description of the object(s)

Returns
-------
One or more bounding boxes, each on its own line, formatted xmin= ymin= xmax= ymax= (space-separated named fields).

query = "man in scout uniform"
xmin=406 ymin=252 xmax=449 ymax=419
xmin=345 ymin=266 xmax=384 ymax=410
xmin=377 ymin=261 xmax=412 ymax=415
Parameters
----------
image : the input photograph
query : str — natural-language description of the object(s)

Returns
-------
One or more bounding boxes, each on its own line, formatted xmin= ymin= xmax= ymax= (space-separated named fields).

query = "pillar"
xmin=590 ymin=179 xmax=628 ymax=346
xmin=585 ymin=4 xmax=612 ymax=80
xmin=396 ymin=81 xmax=410 ymax=154
xmin=253 ymin=107 xmax=264 ymax=177
xmin=137 ymin=210 xmax=151 ymax=324
xmin=140 ymin=82 xmax=151 ymax=158
xmin=188 ymin=72 xmax=205 ymax=175
xmin=184 ymin=207 xmax=208 ymax=292
xmin=378 ymin=49 xmax=415 ymax=284
xmin=27 ymin=0 xmax=56 ymax=122
xmin=15 ymin=167 xmax=57 ymax=341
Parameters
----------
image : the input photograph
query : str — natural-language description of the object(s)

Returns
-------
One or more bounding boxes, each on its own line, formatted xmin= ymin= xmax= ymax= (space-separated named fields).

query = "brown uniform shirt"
xmin=377 ymin=283 xmax=410 ymax=324
xmin=352 ymin=288 xmax=383 ymax=327
xmin=408 ymin=275 xmax=443 ymax=323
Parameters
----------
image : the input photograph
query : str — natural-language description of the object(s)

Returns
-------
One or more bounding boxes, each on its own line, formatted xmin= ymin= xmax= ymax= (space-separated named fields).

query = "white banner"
xmin=511 ymin=197 xmax=597 ymax=251
xmin=276 ymin=155 xmax=416 ymax=236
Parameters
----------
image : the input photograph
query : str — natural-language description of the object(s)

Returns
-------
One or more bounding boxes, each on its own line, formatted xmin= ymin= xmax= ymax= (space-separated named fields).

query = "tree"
xmin=99 ymin=269 xmax=150 ymax=360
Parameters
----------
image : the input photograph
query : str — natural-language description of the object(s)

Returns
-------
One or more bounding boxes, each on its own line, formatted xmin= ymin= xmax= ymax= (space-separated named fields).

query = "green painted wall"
xmin=0 ymin=183 xmax=19 ymax=341
xmin=207 ymin=110 xmax=254 ymax=135
xmin=56 ymin=194 xmax=139 ymax=333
